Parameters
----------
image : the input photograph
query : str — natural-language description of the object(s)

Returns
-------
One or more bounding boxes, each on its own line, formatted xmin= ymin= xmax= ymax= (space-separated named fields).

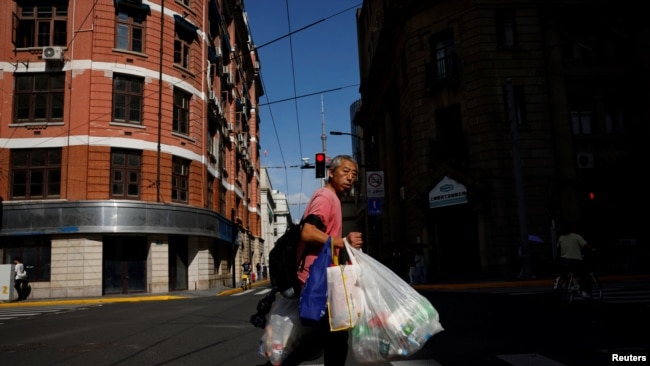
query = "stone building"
xmin=0 ymin=0 xmax=263 ymax=298
xmin=353 ymin=0 xmax=647 ymax=279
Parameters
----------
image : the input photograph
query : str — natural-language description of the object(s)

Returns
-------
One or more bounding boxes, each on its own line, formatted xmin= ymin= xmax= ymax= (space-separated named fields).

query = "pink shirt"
xmin=296 ymin=187 xmax=342 ymax=286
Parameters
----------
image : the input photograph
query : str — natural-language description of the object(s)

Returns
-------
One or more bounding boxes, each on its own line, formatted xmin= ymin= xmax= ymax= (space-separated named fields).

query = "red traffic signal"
xmin=315 ymin=153 xmax=326 ymax=178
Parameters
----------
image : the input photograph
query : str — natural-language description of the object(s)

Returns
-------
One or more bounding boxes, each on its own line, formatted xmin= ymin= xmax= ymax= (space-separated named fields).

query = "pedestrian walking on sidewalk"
xmin=13 ymin=257 xmax=29 ymax=301
xmin=415 ymin=249 xmax=427 ymax=284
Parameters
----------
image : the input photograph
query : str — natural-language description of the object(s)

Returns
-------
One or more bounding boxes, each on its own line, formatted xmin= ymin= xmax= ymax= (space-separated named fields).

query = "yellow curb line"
xmin=0 ymin=296 xmax=187 ymax=308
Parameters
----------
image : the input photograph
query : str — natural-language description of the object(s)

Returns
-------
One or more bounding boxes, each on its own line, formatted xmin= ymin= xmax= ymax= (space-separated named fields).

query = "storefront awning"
xmin=173 ymin=14 xmax=199 ymax=36
xmin=208 ymin=46 xmax=218 ymax=63
xmin=114 ymin=0 xmax=151 ymax=15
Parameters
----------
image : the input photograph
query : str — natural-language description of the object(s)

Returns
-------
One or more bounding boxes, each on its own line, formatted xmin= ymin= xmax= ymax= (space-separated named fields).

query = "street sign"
xmin=366 ymin=171 xmax=384 ymax=197
xmin=429 ymin=176 xmax=468 ymax=208
xmin=367 ymin=197 xmax=382 ymax=216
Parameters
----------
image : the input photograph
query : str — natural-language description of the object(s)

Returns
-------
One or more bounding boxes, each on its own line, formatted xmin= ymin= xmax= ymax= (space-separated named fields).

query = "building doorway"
xmin=103 ymin=236 xmax=147 ymax=294
xmin=429 ymin=203 xmax=480 ymax=279
xmin=169 ymin=235 xmax=188 ymax=291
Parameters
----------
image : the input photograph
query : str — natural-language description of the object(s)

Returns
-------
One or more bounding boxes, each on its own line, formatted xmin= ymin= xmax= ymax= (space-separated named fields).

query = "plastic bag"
xmin=346 ymin=242 xmax=444 ymax=363
xmin=259 ymin=296 xmax=313 ymax=365
xmin=299 ymin=237 xmax=331 ymax=326
xmin=327 ymin=242 xmax=363 ymax=331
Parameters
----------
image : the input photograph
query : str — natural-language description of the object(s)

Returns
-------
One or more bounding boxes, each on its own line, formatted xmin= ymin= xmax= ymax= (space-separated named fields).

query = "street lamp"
xmin=330 ymin=131 xmax=363 ymax=140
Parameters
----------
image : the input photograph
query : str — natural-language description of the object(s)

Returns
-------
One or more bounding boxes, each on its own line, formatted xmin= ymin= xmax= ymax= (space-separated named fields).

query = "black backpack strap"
xmin=297 ymin=214 xmax=327 ymax=270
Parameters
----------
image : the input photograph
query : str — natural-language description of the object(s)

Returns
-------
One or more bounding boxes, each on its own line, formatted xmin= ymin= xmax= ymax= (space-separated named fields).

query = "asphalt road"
xmin=0 ymin=279 xmax=648 ymax=366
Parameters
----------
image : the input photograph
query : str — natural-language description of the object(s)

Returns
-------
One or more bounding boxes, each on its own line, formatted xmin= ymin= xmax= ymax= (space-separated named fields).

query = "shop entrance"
xmin=429 ymin=204 xmax=480 ymax=279
xmin=169 ymin=235 xmax=188 ymax=291
xmin=103 ymin=236 xmax=148 ymax=294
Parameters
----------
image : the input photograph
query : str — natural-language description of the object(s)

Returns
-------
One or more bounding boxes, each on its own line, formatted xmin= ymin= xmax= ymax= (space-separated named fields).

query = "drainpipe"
xmin=156 ymin=0 xmax=166 ymax=202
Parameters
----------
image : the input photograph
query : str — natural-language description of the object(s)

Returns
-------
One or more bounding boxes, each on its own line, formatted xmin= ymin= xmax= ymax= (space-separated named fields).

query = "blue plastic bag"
xmin=299 ymin=236 xmax=332 ymax=326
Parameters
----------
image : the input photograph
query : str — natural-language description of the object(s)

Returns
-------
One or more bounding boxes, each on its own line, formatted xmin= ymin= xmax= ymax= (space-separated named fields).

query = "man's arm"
xmin=301 ymin=223 xmax=363 ymax=249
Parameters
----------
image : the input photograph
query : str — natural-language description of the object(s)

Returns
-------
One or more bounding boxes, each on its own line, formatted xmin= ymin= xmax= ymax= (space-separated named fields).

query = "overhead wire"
xmin=253 ymin=2 xmax=361 ymax=219
xmin=283 ymin=0 xmax=307 ymax=217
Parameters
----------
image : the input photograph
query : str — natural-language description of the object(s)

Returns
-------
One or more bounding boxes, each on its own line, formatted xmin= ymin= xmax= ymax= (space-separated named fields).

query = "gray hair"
xmin=327 ymin=155 xmax=357 ymax=180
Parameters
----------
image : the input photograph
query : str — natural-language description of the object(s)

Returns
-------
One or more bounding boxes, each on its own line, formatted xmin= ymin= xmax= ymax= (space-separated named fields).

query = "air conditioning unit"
xmin=226 ymin=73 xmax=234 ymax=86
xmin=227 ymin=123 xmax=234 ymax=132
xmin=215 ymin=46 xmax=223 ymax=59
xmin=208 ymin=90 xmax=216 ymax=101
xmin=216 ymin=102 xmax=224 ymax=117
xmin=576 ymin=153 xmax=594 ymax=168
xmin=42 ymin=46 xmax=63 ymax=61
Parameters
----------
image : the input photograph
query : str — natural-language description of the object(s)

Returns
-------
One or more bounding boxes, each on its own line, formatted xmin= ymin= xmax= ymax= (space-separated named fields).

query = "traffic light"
xmin=315 ymin=152 xmax=326 ymax=178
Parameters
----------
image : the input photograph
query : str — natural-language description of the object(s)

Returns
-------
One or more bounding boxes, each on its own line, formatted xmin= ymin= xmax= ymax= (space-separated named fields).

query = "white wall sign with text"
xmin=366 ymin=171 xmax=384 ymax=198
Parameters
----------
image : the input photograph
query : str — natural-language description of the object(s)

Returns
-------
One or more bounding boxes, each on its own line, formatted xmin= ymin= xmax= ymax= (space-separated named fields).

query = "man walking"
xmin=270 ymin=154 xmax=364 ymax=366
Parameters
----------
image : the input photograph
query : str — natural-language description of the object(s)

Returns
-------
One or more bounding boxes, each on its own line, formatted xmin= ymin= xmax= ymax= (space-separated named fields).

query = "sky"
xmin=244 ymin=1 xmax=363 ymax=221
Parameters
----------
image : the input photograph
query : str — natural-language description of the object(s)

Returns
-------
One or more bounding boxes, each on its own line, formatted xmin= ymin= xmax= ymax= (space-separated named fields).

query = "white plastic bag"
xmin=259 ymin=296 xmax=313 ymax=365
xmin=327 ymin=242 xmax=364 ymax=331
xmin=346 ymin=242 xmax=444 ymax=363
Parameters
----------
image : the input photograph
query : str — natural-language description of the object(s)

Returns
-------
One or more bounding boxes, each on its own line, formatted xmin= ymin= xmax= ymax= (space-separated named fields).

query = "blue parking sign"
xmin=367 ymin=198 xmax=382 ymax=216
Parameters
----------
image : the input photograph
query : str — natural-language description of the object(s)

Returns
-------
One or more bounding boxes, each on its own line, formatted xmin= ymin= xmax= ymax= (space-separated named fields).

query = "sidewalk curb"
xmin=2 ymin=275 xmax=648 ymax=307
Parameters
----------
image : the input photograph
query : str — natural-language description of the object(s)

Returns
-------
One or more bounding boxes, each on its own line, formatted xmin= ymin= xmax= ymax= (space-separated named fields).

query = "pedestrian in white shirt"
xmin=14 ymin=257 xmax=29 ymax=301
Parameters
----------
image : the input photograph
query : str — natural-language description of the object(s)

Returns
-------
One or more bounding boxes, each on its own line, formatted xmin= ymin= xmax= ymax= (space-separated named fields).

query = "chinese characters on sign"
xmin=429 ymin=176 xmax=468 ymax=208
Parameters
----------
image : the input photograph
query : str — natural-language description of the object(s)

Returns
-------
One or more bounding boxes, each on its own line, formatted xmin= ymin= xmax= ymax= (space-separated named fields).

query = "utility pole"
xmin=320 ymin=95 xmax=327 ymax=185
xmin=506 ymin=78 xmax=533 ymax=279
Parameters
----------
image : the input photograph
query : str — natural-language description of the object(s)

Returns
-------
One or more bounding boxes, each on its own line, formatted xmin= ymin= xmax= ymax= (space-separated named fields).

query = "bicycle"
xmin=240 ymin=272 xmax=251 ymax=290
xmin=554 ymin=271 xmax=602 ymax=304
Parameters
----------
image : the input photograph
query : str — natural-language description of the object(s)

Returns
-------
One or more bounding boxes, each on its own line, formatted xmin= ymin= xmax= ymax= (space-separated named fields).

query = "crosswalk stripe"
xmin=0 ymin=305 xmax=93 ymax=323
xmin=498 ymin=353 xmax=567 ymax=366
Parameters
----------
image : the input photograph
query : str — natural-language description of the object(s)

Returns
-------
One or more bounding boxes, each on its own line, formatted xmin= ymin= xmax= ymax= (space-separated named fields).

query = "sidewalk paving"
xmin=3 ymin=273 xmax=649 ymax=308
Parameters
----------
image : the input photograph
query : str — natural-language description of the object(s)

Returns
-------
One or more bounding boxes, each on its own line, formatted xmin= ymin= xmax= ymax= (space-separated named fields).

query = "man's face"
xmin=329 ymin=159 xmax=358 ymax=195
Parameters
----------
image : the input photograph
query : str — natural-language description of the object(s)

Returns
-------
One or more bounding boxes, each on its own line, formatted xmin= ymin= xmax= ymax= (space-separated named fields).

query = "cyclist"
xmin=241 ymin=260 xmax=252 ymax=288
xmin=556 ymin=223 xmax=594 ymax=298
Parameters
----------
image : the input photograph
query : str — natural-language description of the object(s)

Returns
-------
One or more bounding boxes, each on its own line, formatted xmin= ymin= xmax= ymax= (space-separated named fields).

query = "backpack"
xmin=269 ymin=214 xmax=326 ymax=299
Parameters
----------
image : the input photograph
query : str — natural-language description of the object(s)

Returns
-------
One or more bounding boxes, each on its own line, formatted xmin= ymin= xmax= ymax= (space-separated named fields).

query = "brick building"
xmin=0 ymin=0 xmax=263 ymax=298
xmin=353 ymin=0 xmax=648 ymax=279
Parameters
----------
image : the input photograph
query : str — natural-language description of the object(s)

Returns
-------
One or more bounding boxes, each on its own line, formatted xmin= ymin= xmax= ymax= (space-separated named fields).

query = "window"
xmin=115 ymin=11 xmax=145 ymax=52
xmin=605 ymin=110 xmax=625 ymax=135
xmin=172 ymin=156 xmax=190 ymax=203
xmin=206 ymin=174 xmax=214 ymax=209
xmin=113 ymin=74 xmax=143 ymax=124
xmin=496 ymin=9 xmax=517 ymax=48
xmin=177 ymin=0 xmax=190 ymax=6
xmin=174 ymin=34 xmax=191 ymax=69
xmin=111 ymin=149 xmax=141 ymax=199
xmin=219 ymin=183 xmax=227 ymax=214
xmin=3 ymin=236 xmax=51 ymax=282
xmin=173 ymin=88 xmax=191 ymax=135
xmin=14 ymin=73 xmax=65 ymax=123
xmin=13 ymin=3 xmax=68 ymax=48
xmin=11 ymin=148 xmax=61 ymax=199
xmin=426 ymin=30 xmax=457 ymax=87
xmin=503 ymin=83 xmax=527 ymax=126
xmin=173 ymin=15 xmax=198 ymax=70
xmin=571 ymin=111 xmax=593 ymax=135
xmin=434 ymin=37 xmax=454 ymax=79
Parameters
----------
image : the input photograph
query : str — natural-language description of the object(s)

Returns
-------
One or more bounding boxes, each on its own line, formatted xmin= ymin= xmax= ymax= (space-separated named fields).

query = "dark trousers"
xmin=279 ymin=312 xmax=349 ymax=366
xmin=15 ymin=279 xmax=28 ymax=300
